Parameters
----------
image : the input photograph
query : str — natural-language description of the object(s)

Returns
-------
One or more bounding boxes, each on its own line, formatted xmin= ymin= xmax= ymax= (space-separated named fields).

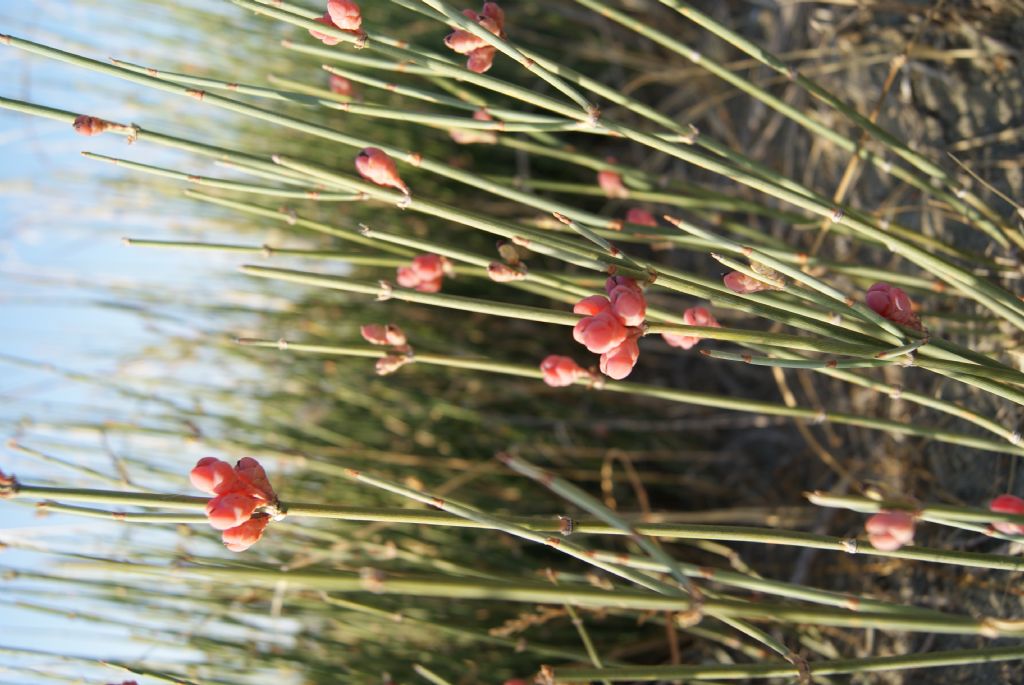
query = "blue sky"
xmin=0 ymin=2 xmax=259 ymax=678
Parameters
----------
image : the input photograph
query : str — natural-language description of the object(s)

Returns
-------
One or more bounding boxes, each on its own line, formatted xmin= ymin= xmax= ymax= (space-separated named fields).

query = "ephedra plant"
xmin=3 ymin=0 xmax=1024 ymax=682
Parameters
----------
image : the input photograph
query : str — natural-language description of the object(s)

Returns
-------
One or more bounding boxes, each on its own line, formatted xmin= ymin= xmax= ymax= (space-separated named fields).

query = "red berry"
xmin=573 ymin=311 xmax=628 ymax=354
xmin=206 ymin=492 xmax=261 ymax=531
xmin=222 ymin=516 xmax=270 ymax=552
xmin=540 ymin=355 xmax=586 ymax=387
xmin=865 ymin=510 xmax=915 ymax=551
xmin=189 ymin=457 xmax=239 ymax=495
xmin=355 ymin=147 xmax=409 ymax=194
xmin=989 ymin=494 xmax=1024 ymax=535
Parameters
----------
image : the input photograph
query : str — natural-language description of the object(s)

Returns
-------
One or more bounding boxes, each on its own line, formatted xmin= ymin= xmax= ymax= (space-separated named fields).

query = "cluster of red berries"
xmin=189 ymin=457 xmax=277 ymax=552
xmin=864 ymin=494 xmax=1024 ymax=551
xmin=572 ymin=277 xmax=647 ymax=380
xmin=309 ymin=0 xmax=363 ymax=45
xmin=444 ymin=2 xmax=505 ymax=74
xmin=865 ymin=282 xmax=922 ymax=330
xmin=396 ymin=253 xmax=451 ymax=293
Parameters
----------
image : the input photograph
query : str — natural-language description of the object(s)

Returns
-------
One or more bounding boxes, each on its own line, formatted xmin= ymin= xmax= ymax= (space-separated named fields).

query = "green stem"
xmin=554 ymin=644 xmax=1024 ymax=682
xmin=234 ymin=338 xmax=1024 ymax=457
xmin=81 ymin=562 xmax=1024 ymax=636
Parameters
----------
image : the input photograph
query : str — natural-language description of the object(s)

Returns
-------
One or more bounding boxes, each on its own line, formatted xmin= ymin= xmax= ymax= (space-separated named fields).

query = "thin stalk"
xmin=806 ymin=491 xmax=1024 ymax=528
xmin=184 ymin=191 xmax=413 ymax=256
xmin=554 ymin=644 xmax=1024 ymax=682
xmin=83 ymin=152 xmax=360 ymax=200
xmin=700 ymin=350 xmax=896 ymax=370
xmin=234 ymin=338 xmax=1024 ymax=457
xmin=341 ymin=467 xmax=682 ymax=595
xmin=241 ymin=264 xmax=898 ymax=357
xmin=664 ymin=215 xmax=906 ymax=340
xmin=122 ymin=239 xmax=412 ymax=265
xmin=78 ymin=562 xmax=1024 ymax=636
xmin=9 ymin=482 xmax=1024 ymax=570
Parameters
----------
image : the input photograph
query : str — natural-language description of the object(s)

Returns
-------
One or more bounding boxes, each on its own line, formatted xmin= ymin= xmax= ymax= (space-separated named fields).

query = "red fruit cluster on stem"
xmin=864 ymin=510 xmax=915 ymax=551
xmin=865 ymin=282 xmax=922 ymax=330
xmin=663 ymin=306 xmax=720 ymax=350
xmin=444 ymin=2 xmax=505 ymax=73
xmin=189 ymin=457 xmax=276 ymax=552
xmin=569 ymin=277 xmax=647 ymax=380
xmin=355 ymin=147 xmax=409 ymax=194
xmin=309 ymin=0 xmax=363 ymax=45
xmin=396 ymin=253 xmax=450 ymax=293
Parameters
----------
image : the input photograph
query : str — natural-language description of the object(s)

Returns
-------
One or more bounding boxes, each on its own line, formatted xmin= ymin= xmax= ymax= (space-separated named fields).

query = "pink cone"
xmin=362 ymin=323 xmax=407 ymax=346
xmin=481 ymin=2 xmax=505 ymax=32
xmin=355 ymin=147 xmax=409 ymax=194
xmin=396 ymin=266 xmax=421 ymax=289
xmin=73 ymin=115 xmax=111 ymax=136
xmin=597 ymin=169 xmax=629 ymax=198
xmin=412 ymin=254 xmax=445 ymax=281
xmin=189 ymin=457 xmax=239 ymax=495
xmin=329 ymin=74 xmax=354 ymax=96
xmin=599 ymin=337 xmax=640 ymax=380
xmin=445 ymin=30 xmax=489 ymax=54
xmin=376 ymin=355 xmax=410 ymax=375
xmin=608 ymin=285 xmax=646 ymax=326
xmin=573 ymin=295 xmax=611 ymax=317
xmin=205 ymin=492 xmax=261 ymax=531
xmin=625 ymin=208 xmax=657 ymax=226
xmin=540 ymin=355 xmax=586 ymax=387
xmin=487 ymin=262 xmax=526 ymax=282
xmin=222 ymin=516 xmax=270 ymax=552
xmin=327 ymin=0 xmax=362 ymax=31
xmin=866 ymin=282 xmax=921 ymax=329
xmin=989 ymin=494 xmax=1024 ymax=535
xmin=234 ymin=457 xmax=276 ymax=501
xmin=605 ymin=275 xmax=641 ymax=295
xmin=663 ymin=306 xmax=720 ymax=350
xmin=573 ymin=311 xmax=628 ymax=354
xmin=723 ymin=270 xmax=772 ymax=294
xmin=415 ymin=277 xmax=442 ymax=293
xmin=361 ymin=324 xmax=389 ymax=345
xmin=309 ymin=13 xmax=344 ymax=45
xmin=466 ymin=46 xmax=497 ymax=73
xmin=865 ymin=510 xmax=915 ymax=551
